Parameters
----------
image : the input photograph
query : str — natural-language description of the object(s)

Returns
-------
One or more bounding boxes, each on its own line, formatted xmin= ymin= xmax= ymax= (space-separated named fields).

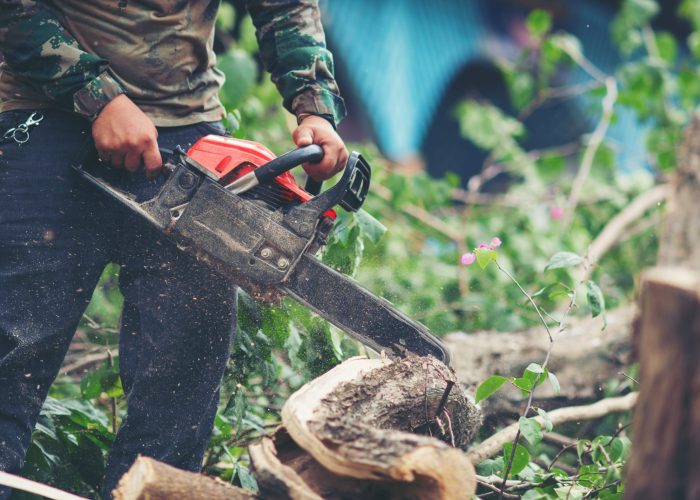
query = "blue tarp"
xmin=321 ymin=0 xmax=647 ymax=172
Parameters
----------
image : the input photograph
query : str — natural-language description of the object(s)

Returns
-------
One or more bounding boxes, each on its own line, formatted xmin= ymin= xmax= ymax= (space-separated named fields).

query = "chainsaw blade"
xmin=284 ymin=254 xmax=451 ymax=364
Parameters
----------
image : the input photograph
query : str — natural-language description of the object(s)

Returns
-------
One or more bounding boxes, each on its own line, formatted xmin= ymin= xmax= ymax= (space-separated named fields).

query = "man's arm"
xmin=0 ymin=1 xmax=161 ymax=174
xmin=0 ymin=0 xmax=124 ymax=118
xmin=246 ymin=0 xmax=348 ymax=180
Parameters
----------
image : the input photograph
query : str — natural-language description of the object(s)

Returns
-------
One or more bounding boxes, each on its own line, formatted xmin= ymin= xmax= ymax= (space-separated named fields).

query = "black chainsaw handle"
xmin=255 ymin=144 xmax=323 ymax=184
xmin=305 ymin=177 xmax=323 ymax=195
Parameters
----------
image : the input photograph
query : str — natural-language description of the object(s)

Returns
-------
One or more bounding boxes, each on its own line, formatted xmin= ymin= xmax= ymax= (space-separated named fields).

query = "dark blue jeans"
xmin=0 ymin=109 xmax=237 ymax=498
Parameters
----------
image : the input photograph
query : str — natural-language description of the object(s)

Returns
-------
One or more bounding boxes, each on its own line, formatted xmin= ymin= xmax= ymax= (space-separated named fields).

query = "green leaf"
xmin=455 ymin=100 xmax=524 ymax=150
xmin=525 ymin=362 xmax=544 ymax=374
xmin=475 ymin=247 xmax=497 ymax=269
xmin=355 ymin=209 xmax=387 ymax=243
xmin=476 ymin=457 xmax=504 ymax=476
xmin=624 ymin=0 xmax=660 ymax=25
xmin=476 ymin=375 xmax=507 ymax=403
xmin=586 ymin=280 xmax=607 ymax=328
xmin=260 ymin=305 xmax=291 ymax=349
xmin=610 ymin=436 xmax=632 ymax=463
xmin=681 ymin=0 xmax=700 ymax=30
xmin=502 ymin=442 xmax=530 ymax=478
xmin=548 ymin=371 xmax=561 ymax=394
xmin=522 ymin=365 xmax=547 ymax=391
xmin=526 ymin=9 xmax=552 ymax=39
xmin=537 ymin=153 xmax=566 ymax=181
xmin=656 ymin=31 xmax=678 ymax=64
xmin=537 ymin=408 xmax=553 ymax=432
xmin=688 ymin=32 xmax=700 ymax=59
xmin=236 ymin=463 xmax=259 ymax=491
xmin=519 ymin=416 xmax=543 ymax=446
xmin=522 ymin=489 xmax=550 ymax=500
xmin=218 ymin=48 xmax=257 ymax=108
xmin=577 ymin=439 xmax=588 ymax=461
xmin=544 ymin=252 xmax=583 ymax=271
xmin=504 ymin=67 xmax=535 ymax=110
xmin=549 ymin=33 xmax=584 ymax=62
xmin=513 ymin=377 xmax=533 ymax=396
xmin=80 ymin=371 xmax=102 ymax=399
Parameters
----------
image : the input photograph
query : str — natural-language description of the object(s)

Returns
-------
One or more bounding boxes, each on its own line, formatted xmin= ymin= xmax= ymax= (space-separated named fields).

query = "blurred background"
xmin=218 ymin=0 xmax=690 ymax=181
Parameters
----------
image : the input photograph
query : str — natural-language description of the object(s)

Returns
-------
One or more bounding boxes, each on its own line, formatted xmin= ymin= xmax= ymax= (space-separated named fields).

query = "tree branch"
xmin=467 ymin=392 xmax=638 ymax=464
xmin=564 ymin=77 xmax=618 ymax=226
xmin=579 ymin=185 xmax=668 ymax=281
xmin=0 ymin=472 xmax=87 ymax=500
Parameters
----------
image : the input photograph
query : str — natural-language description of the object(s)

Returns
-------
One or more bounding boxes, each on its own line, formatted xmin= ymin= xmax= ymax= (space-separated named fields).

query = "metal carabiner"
xmin=24 ymin=112 xmax=44 ymax=127
xmin=2 ymin=112 xmax=44 ymax=145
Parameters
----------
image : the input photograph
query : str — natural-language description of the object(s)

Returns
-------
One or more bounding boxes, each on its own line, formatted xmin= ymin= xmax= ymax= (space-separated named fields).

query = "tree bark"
xmin=112 ymin=456 xmax=256 ymax=500
xmin=444 ymin=305 xmax=634 ymax=412
xmin=624 ymin=268 xmax=700 ymax=500
xmin=250 ymin=356 xmax=481 ymax=499
xmin=657 ymin=111 xmax=700 ymax=268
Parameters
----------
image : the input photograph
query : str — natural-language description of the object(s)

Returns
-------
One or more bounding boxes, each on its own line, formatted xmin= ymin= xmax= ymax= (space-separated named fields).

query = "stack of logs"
xmin=114 ymin=356 xmax=482 ymax=499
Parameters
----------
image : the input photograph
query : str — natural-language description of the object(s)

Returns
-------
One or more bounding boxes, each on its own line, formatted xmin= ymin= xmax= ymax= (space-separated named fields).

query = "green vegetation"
xmin=19 ymin=1 xmax=699 ymax=497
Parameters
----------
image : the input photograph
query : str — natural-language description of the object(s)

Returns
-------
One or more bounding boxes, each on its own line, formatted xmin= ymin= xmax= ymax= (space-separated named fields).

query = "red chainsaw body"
xmin=186 ymin=135 xmax=317 ymax=206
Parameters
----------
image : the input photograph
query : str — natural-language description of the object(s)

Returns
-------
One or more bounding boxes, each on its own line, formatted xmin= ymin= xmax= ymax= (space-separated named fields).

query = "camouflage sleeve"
xmin=246 ymin=0 xmax=347 ymax=127
xmin=0 ymin=0 xmax=125 ymax=120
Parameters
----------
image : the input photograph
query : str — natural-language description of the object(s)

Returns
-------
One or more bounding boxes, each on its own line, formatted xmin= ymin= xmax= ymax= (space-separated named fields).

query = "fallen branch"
xmin=371 ymin=183 xmax=462 ymax=241
xmin=60 ymin=350 xmax=117 ymax=375
xmin=445 ymin=305 xmax=634 ymax=407
xmin=580 ymin=184 xmax=668 ymax=281
xmin=0 ymin=471 xmax=87 ymax=500
xmin=564 ymin=77 xmax=618 ymax=226
xmin=467 ymin=392 xmax=638 ymax=463
xmin=113 ymin=456 xmax=254 ymax=500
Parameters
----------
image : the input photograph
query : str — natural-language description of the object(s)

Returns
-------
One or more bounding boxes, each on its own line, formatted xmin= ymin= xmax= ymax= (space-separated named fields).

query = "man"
xmin=0 ymin=0 xmax=347 ymax=497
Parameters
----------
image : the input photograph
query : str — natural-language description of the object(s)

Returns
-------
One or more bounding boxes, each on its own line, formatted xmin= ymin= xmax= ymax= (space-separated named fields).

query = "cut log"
xmin=250 ymin=356 xmax=481 ymax=499
xmin=624 ymin=268 xmax=700 ymax=500
xmin=112 ymin=456 xmax=256 ymax=500
xmin=445 ymin=305 xmax=634 ymax=412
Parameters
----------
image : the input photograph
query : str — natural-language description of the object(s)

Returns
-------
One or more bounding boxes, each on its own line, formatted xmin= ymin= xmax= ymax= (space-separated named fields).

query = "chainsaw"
xmin=74 ymin=135 xmax=450 ymax=364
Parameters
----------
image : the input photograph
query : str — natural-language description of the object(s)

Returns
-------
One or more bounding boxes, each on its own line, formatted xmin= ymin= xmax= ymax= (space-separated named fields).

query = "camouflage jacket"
xmin=0 ymin=0 xmax=346 ymax=126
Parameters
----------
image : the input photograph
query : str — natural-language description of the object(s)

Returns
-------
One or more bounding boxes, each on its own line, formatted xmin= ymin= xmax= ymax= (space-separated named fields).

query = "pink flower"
xmin=490 ymin=236 xmax=502 ymax=247
xmin=460 ymin=253 xmax=476 ymax=266
xmin=550 ymin=206 xmax=564 ymax=221
xmin=478 ymin=244 xmax=489 ymax=249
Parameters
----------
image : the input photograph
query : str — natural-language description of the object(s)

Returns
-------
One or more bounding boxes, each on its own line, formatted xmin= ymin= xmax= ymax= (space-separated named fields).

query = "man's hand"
xmin=92 ymin=94 xmax=162 ymax=178
xmin=293 ymin=115 xmax=349 ymax=181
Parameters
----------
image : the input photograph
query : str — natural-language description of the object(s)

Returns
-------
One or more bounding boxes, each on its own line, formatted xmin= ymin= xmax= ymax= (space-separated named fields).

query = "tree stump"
xmin=658 ymin=111 xmax=700 ymax=269
xmin=624 ymin=268 xmax=700 ymax=499
xmin=112 ymin=456 xmax=255 ymax=499
xmin=250 ymin=356 xmax=481 ymax=499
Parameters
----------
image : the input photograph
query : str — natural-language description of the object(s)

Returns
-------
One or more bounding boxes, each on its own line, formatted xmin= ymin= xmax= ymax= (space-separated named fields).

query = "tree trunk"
xmin=445 ymin=305 xmax=634 ymax=413
xmin=112 ymin=456 xmax=256 ymax=500
xmin=657 ymin=111 xmax=700 ymax=269
xmin=250 ymin=356 xmax=481 ymax=499
xmin=624 ymin=268 xmax=700 ymax=500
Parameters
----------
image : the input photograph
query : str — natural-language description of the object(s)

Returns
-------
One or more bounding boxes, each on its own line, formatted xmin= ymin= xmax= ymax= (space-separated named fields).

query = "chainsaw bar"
xmin=74 ymin=138 xmax=451 ymax=364
xmin=285 ymin=254 xmax=451 ymax=364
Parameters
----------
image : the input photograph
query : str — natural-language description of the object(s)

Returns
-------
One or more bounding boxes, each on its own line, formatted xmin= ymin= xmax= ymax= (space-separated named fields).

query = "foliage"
xmin=20 ymin=0 xmax=697 ymax=498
